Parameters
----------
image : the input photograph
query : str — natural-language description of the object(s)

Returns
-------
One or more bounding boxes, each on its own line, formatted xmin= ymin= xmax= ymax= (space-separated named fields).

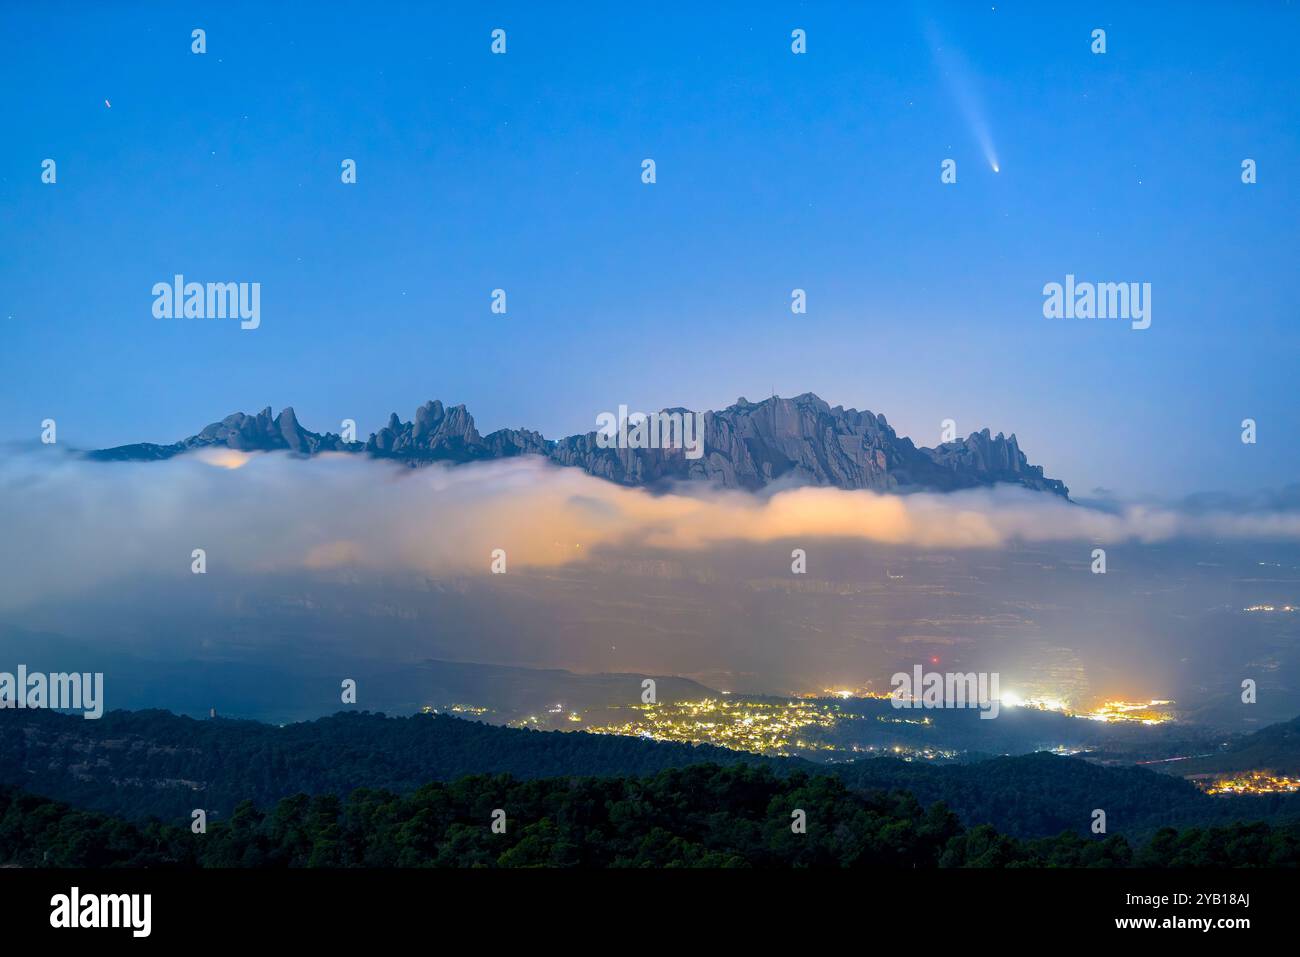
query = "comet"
xmin=923 ymin=20 xmax=1000 ymax=175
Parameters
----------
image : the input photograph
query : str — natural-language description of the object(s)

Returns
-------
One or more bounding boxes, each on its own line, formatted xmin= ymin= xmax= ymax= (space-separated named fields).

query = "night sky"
xmin=3 ymin=1 xmax=1296 ymax=497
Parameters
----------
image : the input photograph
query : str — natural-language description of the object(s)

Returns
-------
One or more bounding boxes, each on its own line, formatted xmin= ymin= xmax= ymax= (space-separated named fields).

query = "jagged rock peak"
xmin=88 ymin=392 xmax=1069 ymax=498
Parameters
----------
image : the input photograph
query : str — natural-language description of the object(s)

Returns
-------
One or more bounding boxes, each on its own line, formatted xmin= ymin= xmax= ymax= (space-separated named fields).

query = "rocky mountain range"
xmin=88 ymin=393 xmax=1069 ymax=497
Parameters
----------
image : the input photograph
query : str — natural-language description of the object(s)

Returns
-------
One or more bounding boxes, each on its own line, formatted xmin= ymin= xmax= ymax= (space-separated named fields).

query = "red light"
xmin=930 ymin=656 xmax=940 ymax=665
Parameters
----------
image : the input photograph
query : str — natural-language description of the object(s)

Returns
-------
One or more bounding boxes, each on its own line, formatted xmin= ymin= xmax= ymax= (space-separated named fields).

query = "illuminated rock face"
xmin=88 ymin=392 xmax=1069 ymax=498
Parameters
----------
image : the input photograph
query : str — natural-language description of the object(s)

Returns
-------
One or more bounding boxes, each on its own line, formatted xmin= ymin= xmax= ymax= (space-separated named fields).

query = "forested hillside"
xmin=4 ymin=708 xmax=1299 ymax=840
xmin=4 ymin=765 xmax=1298 ymax=869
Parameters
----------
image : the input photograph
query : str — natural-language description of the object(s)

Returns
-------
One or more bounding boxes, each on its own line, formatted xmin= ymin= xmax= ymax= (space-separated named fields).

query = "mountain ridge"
xmin=88 ymin=392 xmax=1069 ymax=497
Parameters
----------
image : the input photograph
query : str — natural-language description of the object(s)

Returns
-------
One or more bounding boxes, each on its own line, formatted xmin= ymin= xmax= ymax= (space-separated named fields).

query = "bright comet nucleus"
xmin=922 ymin=20 xmax=1000 ymax=180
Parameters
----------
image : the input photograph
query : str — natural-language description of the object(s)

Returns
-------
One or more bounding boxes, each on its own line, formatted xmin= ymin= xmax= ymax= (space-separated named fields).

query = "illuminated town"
xmin=1199 ymin=771 xmax=1300 ymax=795
xmin=806 ymin=686 xmax=1175 ymax=725
xmin=433 ymin=685 xmax=1176 ymax=759
xmin=996 ymin=693 xmax=1174 ymax=725
xmin=846 ymin=743 xmax=962 ymax=761
xmin=582 ymin=698 xmax=844 ymax=755
xmin=805 ymin=687 xmax=894 ymax=701
xmin=422 ymin=704 xmax=491 ymax=716
xmin=1077 ymin=699 xmax=1175 ymax=724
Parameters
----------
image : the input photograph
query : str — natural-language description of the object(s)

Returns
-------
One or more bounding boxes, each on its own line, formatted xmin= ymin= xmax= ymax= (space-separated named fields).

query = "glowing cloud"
xmin=3 ymin=449 xmax=1300 ymax=610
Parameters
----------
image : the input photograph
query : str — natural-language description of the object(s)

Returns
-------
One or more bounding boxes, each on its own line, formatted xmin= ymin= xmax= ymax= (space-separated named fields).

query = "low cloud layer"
xmin=3 ymin=448 xmax=1299 ymax=609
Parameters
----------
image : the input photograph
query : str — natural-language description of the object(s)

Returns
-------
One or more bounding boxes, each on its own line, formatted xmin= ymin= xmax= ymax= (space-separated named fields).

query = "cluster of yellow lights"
xmin=811 ymin=688 xmax=893 ymax=701
xmin=1200 ymin=771 xmax=1300 ymax=795
xmin=421 ymin=704 xmax=490 ymax=716
xmin=848 ymin=743 xmax=959 ymax=762
xmin=1243 ymin=604 xmax=1296 ymax=613
xmin=583 ymin=698 xmax=841 ymax=755
xmin=997 ymin=692 xmax=1173 ymax=725
xmin=998 ymin=692 xmax=1069 ymax=712
xmin=806 ymin=687 xmax=1172 ymax=725
xmin=1079 ymin=699 xmax=1174 ymax=724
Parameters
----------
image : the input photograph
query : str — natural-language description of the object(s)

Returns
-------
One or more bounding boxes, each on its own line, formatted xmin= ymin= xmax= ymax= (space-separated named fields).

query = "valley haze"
xmin=5 ymin=391 xmax=1298 ymax=734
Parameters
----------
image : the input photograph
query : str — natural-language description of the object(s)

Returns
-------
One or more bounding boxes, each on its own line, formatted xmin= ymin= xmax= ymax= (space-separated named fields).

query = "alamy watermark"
xmin=0 ymin=665 xmax=104 ymax=719
xmin=890 ymin=665 xmax=1000 ymax=719
xmin=595 ymin=406 xmax=706 ymax=460
xmin=50 ymin=887 xmax=150 ymax=937
xmin=1042 ymin=274 xmax=1150 ymax=330
xmin=152 ymin=275 xmax=260 ymax=330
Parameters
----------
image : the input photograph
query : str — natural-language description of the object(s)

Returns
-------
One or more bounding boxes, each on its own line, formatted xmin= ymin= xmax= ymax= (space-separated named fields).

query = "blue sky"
xmin=2 ymin=1 xmax=1296 ymax=497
